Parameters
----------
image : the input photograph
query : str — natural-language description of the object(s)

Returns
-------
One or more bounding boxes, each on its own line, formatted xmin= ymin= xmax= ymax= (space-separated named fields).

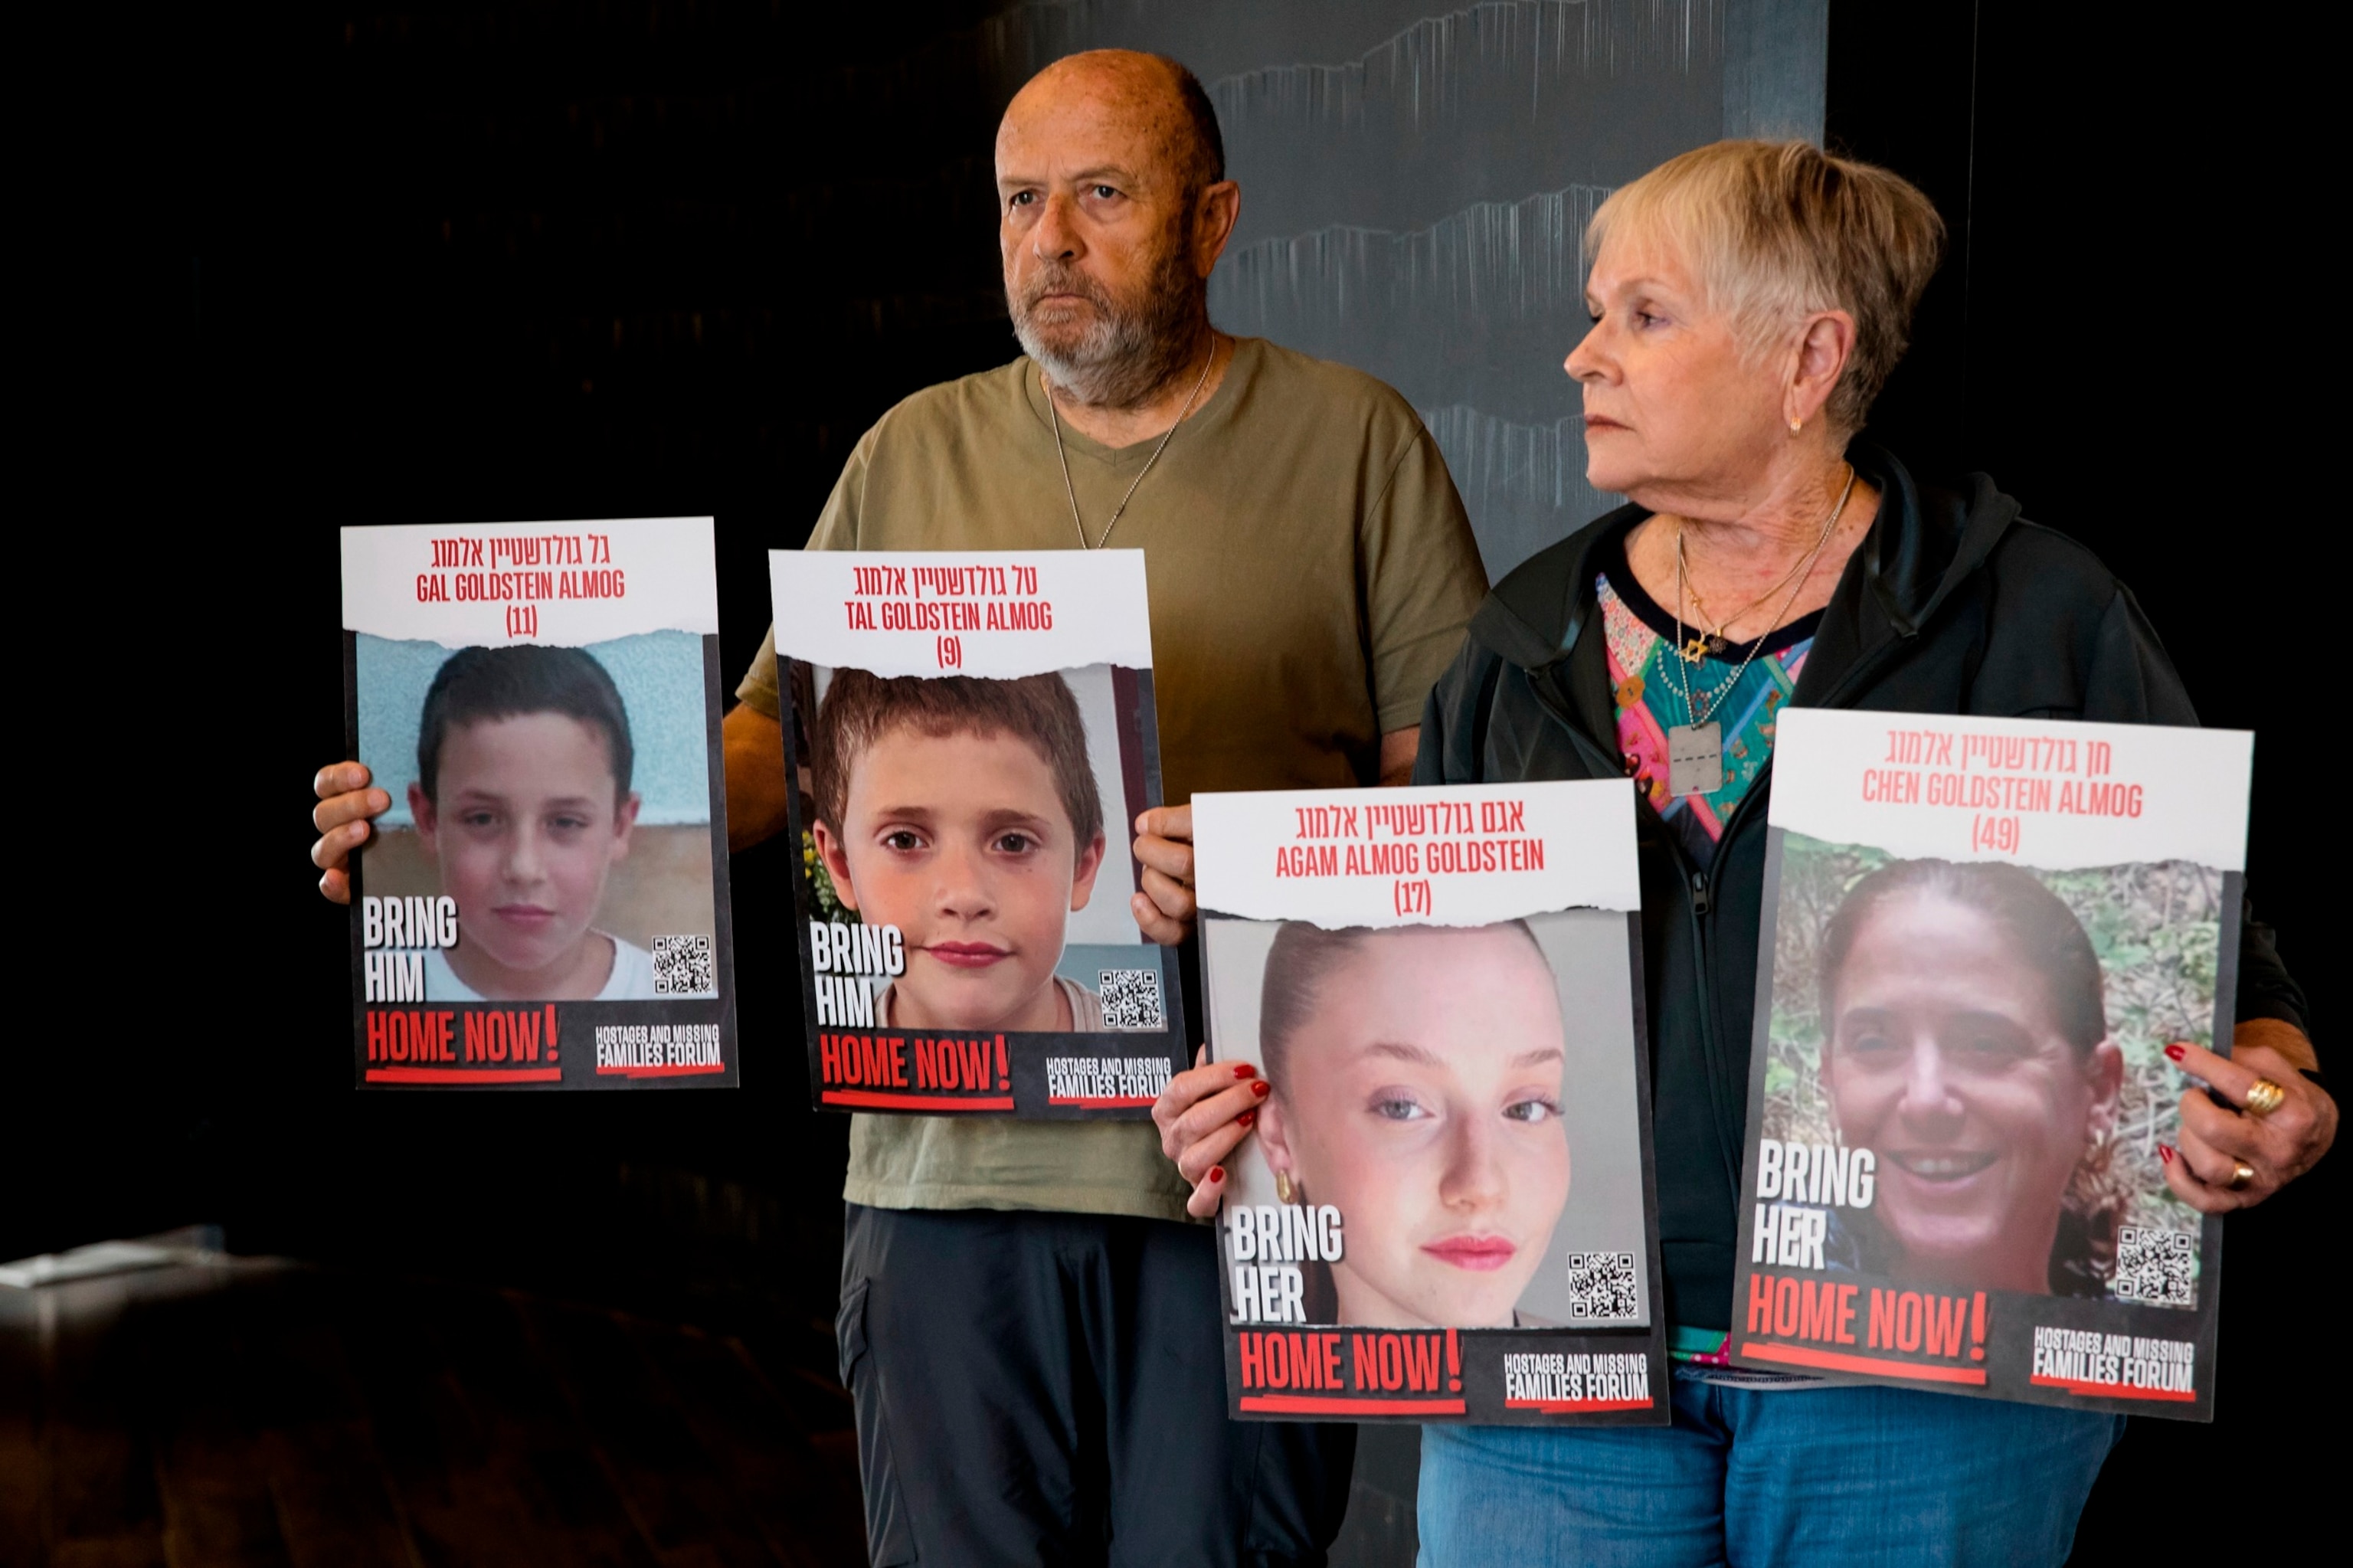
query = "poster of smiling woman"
xmin=1734 ymin=709 xmax=2253 ymax=1419
xmin=1192 ymin=781 xmax=1667 ymax=1426
xmin=341 ymin=517 xmax=738 ymax=1089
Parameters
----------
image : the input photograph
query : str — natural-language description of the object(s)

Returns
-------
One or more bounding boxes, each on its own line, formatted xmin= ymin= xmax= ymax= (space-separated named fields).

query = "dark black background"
xmin=23 ymin=2 xmax=2332 ymax=1555
xmin=1827 ymin=5 xmax=2342 ymax=1542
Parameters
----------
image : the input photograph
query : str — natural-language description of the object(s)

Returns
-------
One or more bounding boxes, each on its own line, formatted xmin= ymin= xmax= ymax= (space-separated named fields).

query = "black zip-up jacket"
xmin=1415 ymin=445 xmax=2309 ymax=1333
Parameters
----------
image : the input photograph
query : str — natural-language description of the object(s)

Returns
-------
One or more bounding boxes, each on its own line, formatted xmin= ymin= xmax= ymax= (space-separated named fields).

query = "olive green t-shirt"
xmin=739 ymin=336 xmax=1487 ymax=1221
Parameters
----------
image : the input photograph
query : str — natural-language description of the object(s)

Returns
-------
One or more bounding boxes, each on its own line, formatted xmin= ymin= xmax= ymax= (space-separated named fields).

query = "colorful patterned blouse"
xmin=1600 ymin=538 xmax=1824 ymax=1376
xmin=1595 ymin=539 xmax=1821 ymax=869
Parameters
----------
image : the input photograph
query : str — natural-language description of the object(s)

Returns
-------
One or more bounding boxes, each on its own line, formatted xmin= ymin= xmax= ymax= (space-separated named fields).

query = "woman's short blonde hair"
xmin=1589 ymin=140 xmax=1945 ymax=434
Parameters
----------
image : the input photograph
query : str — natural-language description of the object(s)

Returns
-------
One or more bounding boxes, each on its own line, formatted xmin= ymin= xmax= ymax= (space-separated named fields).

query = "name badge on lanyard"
xmin=1667 ymin=722 xmax=1723 ymax=797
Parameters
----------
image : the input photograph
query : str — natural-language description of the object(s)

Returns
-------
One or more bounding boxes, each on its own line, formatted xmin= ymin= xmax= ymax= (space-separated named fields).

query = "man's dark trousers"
xmin=839 ymin=1203 xmax=1356 ymax=1566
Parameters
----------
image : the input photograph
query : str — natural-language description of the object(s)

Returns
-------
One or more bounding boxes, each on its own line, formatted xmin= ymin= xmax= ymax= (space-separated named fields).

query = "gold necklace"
xmin=1673 ymin=463 xmax=1855 ymax=664
xmin=1660 ymin=465 xmax=1857 ymax=799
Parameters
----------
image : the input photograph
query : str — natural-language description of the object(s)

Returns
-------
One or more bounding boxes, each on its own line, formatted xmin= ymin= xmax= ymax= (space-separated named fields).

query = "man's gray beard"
xmin=1011 ymin=244 xmax=1209 ymax=411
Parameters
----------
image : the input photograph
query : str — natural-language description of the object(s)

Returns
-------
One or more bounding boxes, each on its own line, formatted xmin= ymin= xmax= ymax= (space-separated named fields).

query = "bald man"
xmin=313 ymin=49 xmax=1487 ymax=1566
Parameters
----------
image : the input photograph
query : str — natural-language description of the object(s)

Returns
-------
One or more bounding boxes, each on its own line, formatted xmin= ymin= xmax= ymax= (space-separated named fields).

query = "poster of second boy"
xmin=770 ymin=549 xmax=1187 ymax=1117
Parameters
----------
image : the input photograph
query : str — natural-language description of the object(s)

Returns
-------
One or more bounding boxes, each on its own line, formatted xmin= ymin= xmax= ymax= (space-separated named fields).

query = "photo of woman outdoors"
xmin=1206 ymin=908 xmax=1651 ymax=1331
xmin=1769 ymin=840 xmax=2217 ymax=1304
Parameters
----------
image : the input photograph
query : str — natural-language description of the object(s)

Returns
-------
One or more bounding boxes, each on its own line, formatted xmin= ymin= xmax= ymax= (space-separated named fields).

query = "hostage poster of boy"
xmin=341 ymin=517 xmax=738 ymax=1090
xmin=1733 ymin=709 xmax=2253 ymax=1419
xmin=768 ymin=549 xmax=1188 ymax=1117
xmin=1190 ymin=781 xmax=1667 ymax=1426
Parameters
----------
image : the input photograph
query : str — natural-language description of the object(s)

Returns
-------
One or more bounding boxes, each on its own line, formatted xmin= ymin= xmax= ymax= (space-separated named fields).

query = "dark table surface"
xmin=0 ymin=1258 xmax=866 ymax=1568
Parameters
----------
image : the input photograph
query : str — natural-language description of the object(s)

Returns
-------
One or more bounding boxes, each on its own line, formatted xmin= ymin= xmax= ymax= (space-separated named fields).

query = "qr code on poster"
xmin=1566 ymin=1252 xmax=1639 ymax=1321
xmin=1098 ymin=968 xmax=1164 ymax=1030
xmin=2112 ymin=1226 xmax=2195 ymax=1308
xmin=653 ymin=935 xmax=715 ymax=997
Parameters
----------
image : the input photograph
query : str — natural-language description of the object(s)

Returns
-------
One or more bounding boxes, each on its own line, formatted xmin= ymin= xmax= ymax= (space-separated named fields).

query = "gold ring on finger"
xmin=2227 ymin=1160 xmax=2256 ymax=1191
xmin=2243 ymin=1078 xmax=2287 ymax=1118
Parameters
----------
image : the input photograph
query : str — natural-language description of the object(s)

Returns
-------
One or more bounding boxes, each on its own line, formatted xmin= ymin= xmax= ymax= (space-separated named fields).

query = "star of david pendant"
xmin=1680 ymin=637 xmax=1713 ymax=665
xmin=1667 ymin=722 xmax=1723 ymax=797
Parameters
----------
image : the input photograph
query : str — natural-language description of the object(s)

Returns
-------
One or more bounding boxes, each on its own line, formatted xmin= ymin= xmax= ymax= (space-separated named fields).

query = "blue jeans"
xmin=1417 ymin=1370 xmax=2124 ymax=1567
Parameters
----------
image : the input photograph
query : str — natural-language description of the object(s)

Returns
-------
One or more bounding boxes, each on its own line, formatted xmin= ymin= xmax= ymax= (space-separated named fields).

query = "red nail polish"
xmin=2158 ymin=1144 xmax=2175 ymax=1164
xmin=1237 ymin=1111 xmax=1255 ymax=1128
xmin=1208 ymin=1166 xmax=1224 ymax=1183
xmin=2165 ymin=1043 xmax=2188 ymax=1062
xmin=1252 ymin=1080 xmax=1271 ymax=1098
xmin=1232 ymin=1063 xmax=1256 ymax=1079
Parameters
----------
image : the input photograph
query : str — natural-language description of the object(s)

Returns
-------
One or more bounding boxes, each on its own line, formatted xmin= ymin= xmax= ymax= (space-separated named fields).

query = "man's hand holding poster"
xmin=1191 ymin=781 xmax=1667 ymax=1425
xmin=769 ymin=549 xmax=1187 ymax=1116
xmin=339 ymin=517 xmax=738 ymax=1089
xmin=1734 ymin=709 xmax=2253 ymax=1418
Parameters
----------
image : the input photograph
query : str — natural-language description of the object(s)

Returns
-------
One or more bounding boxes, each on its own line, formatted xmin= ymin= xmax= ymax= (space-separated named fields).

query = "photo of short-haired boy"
xmin=808 ymin=668 xmax=1113 ymax=1032
xmin=360 ymin=634 xmax=725 ymax=1004
xmin=391 ymin=644 xmax=661 ymax=1000
xmin=402 ymin=645 xmax=663 ymax=1003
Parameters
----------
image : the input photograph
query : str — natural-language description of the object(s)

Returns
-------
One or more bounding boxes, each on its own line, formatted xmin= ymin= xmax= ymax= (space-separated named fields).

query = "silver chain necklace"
xmin=1661 ymin=463 xmax=1856 ymax=798
xmin=1045 ymin=339 xmax=1218 ymax=550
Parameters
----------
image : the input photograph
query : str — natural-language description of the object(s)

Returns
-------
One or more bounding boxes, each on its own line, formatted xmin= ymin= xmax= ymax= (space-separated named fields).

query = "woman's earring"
xmin=1275 ymin=1170 xmax=1296 ymax=1206
xmin=1788 ymin=417 xmax=1803 ymax=434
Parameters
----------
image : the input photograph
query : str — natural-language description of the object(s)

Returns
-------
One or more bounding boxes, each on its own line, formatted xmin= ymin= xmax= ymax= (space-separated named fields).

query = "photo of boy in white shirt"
xmin=407 ymin=644 xmax=660 ymax=1002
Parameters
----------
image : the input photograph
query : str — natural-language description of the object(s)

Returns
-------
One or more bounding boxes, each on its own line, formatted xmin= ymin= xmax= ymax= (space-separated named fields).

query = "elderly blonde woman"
xmin=1154 ymin=141 xmax=2336 ymax=1564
